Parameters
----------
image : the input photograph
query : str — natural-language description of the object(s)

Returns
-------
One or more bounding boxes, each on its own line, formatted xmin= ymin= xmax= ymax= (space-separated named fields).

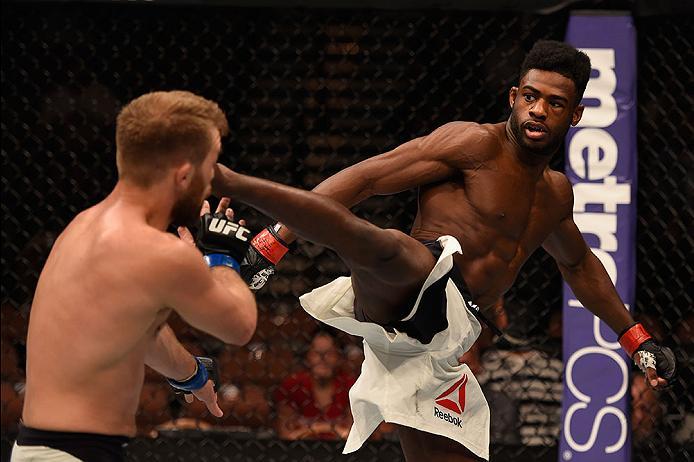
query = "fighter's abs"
xmin=412 ymin=185 xmax=549 ymax=307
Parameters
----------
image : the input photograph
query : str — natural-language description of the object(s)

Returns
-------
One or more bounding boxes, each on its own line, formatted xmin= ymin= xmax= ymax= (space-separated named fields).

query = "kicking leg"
xmin=213 ymin=166 xmax=435 ymax=322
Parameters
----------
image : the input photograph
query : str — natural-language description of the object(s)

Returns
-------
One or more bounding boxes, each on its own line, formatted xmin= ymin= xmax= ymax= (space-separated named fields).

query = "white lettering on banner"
xmin=591 ymin=249 xmax=618 ymax=285
xmin=573 ymin=213 xmax=618 ymax=252
xmin=573 ymin=177 xmax=631 ymax=212
xmin=577 ymin=49 xmax=617 ymax=128
xmin=566 ymin=347 xmax=628 ymax=405
xmin=569 ymin=129 xmax=618 ymax=179
xmin=594 ymin=314 xmax=625 ymax=350
xmin=564 ymin=347 xmax=629 ymax=454
xmin=564 ymin=47 xmax=632 ymax=455
xmin=564 ymin=404 xmax=628 ymax=454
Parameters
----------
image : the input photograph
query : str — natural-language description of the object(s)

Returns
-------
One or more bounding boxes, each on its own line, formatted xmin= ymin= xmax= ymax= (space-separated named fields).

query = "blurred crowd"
xmin=3 ymin=295 xmax=691 ymax=449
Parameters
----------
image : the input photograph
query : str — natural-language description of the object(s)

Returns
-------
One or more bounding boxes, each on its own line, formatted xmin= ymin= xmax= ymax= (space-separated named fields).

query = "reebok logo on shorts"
xmin=209 ymin=218 xmax=251 ymax=241
xmin=433 ymin=374 xmax=468 ymax=428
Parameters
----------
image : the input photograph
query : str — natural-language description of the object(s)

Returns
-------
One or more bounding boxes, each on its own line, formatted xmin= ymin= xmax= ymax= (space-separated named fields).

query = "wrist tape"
xmin=204 ymin=253 xmax=240 ymax=272
xmin=166 ymin=357 xmax=209 ymax=392
xmin=251 ymin=227 xmax=289 ymax=265
xmin=618 ymin=323 xmax=652 ymax=357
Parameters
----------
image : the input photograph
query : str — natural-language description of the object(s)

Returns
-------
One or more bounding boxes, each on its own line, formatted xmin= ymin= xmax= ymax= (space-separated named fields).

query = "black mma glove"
xmin=167 ymin=356 xmax=220 ymax=394
xmin=240 ymin=225 xmax=290 ymax=290
xmin=619 ymin=323 xmax=677 ymax=386
xmin=196 ymin=212 xmax=252 ymax=273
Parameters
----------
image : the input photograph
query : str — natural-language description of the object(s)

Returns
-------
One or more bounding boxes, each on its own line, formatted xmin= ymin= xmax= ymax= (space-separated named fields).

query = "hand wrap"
xmin=619 ymin=323 xmax=676 ymax=382
xmin=240 ymin=226 xmax=290 ymax=290
xmin=167 ymin=356 xmax=220 ymax=393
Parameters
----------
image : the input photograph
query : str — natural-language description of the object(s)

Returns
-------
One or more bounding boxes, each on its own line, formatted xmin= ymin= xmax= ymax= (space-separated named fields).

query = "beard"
xmin=171 ymin=171 xmax=206 ymax=228
xmin=509 ymin=110 xmax=567 ymax=157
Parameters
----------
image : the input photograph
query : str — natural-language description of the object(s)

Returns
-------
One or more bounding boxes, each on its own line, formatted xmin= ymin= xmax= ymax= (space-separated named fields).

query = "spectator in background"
xmin=631 ymin=373 xmax=665 ymax=446
xmin=216 ymin=382 xmax=271 ymax=429
xmin=478 ymin=300 xmax=563 ymax=447
xmin=274 ymin=327 xmax=355 ymax=440
xmin=457 ymin=298 xmax=508 ymax=376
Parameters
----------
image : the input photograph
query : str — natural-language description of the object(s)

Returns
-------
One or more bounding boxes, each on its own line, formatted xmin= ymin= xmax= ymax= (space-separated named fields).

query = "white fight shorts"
xmin=299 ymin=235 xmax=490 ymax=460
xmin=11 ymin=442 xmax=83 ymax=462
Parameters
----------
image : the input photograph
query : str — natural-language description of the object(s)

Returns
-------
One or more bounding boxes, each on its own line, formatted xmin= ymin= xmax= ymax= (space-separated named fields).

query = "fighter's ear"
xmin=509 ymin=87 xmax=518 ymax=109
xmin=571 ymin=104 xmax=585 ymax=126
xmin=174 ymin=162 xmax=194 ymax=190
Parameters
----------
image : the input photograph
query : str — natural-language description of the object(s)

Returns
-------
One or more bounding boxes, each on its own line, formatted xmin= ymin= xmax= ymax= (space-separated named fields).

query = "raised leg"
xmin=214 ymin=167 xmax=435 ymax=323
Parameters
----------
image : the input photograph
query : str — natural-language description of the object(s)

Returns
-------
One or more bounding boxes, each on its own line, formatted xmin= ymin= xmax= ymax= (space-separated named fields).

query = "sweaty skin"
xmin=267 ymin=70 xmax=635 ymax=335
xmin=212 ymin=70 xmax=665 ymax=461
xmin=22 ymin=132 xmax=256 ymax=437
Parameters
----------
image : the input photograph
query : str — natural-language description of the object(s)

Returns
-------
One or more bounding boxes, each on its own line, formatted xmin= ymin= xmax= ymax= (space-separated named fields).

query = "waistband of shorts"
xmin=420 ymin=239 xmax=472 ymax=297
xmin=17 ymin=424 xmax=129 ymax=461
xmin=420 ymin=238 xmax=503 ymax=337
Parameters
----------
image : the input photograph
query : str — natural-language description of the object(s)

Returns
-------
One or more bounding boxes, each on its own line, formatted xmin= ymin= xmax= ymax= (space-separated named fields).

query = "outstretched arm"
xmin=542 ymin=216 xmax=634 ymax=334
xmin=543 ymin=184 xmax=675 ymax=389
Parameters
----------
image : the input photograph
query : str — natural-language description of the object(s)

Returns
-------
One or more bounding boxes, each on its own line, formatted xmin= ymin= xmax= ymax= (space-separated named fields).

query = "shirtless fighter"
xmin=213 ymin=41 xmax=676 ymax=461
xmin=12 ymin=91 xmax=257 ymax=462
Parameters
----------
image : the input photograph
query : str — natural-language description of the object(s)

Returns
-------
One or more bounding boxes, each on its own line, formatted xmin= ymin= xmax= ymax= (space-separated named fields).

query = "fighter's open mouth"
xmin=524 ymin=122 xmax=548 ymax=140
xmin=525 ymin=123 xmax=547 ymax=133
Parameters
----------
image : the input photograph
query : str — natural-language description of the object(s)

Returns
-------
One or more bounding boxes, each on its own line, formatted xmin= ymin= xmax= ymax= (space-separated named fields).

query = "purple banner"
xmin=561 ymin=13 xmax=637 ymax=462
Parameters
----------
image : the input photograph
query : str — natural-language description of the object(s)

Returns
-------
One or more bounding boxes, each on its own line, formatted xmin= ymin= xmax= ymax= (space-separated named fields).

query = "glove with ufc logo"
xmin=196 ymin=213 xmax=252 ymax=273
xmin=240 ymin=225 xmax=290 ymax=290
xmin=619 ymin=322 xmax=677 ymax=388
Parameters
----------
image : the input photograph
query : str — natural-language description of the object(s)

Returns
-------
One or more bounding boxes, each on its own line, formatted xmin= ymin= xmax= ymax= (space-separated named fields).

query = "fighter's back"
xmin=410 ymin=122 xmax=572 ymax=308
xmin=23 ymin=197 xmax=175 ymax=436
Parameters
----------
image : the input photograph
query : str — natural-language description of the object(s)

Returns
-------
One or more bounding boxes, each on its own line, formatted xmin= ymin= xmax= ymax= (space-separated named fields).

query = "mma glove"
xmin=167 ymin=356 xmax=220 ymax=394
xmin=618 ymin=322 xmax=677 ymax=384
xmin=240 ymin=225 xmax=290 ymax=290
xmin=196 ymin=212 xmax=252 ymax=273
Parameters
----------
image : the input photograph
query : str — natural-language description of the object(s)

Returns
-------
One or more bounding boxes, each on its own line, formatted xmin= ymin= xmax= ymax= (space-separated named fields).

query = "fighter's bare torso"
xmin=23 ymin=199 xmax=175 ymax=436
xmin=410 ymin=122 xmax=571 ymax=308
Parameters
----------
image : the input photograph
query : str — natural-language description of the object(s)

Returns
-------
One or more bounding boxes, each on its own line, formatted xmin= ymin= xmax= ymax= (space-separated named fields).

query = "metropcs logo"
xmin=563 ymin=47 xmax=631 ymax=456
xmin=433 ymin=374 xmax=468 ymax=428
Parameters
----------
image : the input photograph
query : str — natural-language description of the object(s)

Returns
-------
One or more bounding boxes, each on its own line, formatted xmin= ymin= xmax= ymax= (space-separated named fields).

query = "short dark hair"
xmin=519 ymin=40 xmax=591 ymax=104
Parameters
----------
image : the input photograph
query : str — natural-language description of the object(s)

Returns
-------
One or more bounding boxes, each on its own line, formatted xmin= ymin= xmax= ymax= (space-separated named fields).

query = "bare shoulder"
xmin=544 ymin=169 xmax=574 ymax=216
xmin=125 ymin=229 xmax=210 ymax=300
xmin=422 ymin=121 xmax=499 ymax=146
xmin=145 ymin=231 xmax=203 ymax=273
xmin=106 ymin=226 xmax=203 ymax=280
xmin=418 ymin=121 xmax=501 ymax=164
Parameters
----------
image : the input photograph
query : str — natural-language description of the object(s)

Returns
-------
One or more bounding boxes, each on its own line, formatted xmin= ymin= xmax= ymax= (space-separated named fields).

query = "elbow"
xmin=227 ymin=292 xmax=257 ymax=346
xmin=558 ymin=254 xmax=593 ymax=283
xmin=237 ymin=308 xmax=257 ymax=346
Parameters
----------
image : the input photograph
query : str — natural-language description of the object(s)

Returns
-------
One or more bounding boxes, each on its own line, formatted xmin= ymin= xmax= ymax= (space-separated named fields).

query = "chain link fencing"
xmin=1 ymin=2 xmax=692 ymax=461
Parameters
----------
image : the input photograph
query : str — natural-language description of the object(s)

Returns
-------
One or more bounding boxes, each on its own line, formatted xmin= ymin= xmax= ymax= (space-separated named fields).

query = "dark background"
xmin=1 ymin=1 xmax=692 ymax=461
